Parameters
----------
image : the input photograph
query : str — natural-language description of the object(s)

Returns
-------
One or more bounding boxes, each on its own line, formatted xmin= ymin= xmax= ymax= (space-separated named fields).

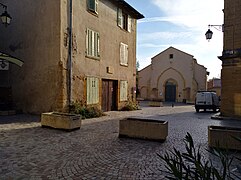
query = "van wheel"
xmin=213 ymin=108 xmax=216 ymax=112
xmin=196 ymin=108 xmax=199 ymax=113
xmin=204 ymin=109 xmax=206 ymax=112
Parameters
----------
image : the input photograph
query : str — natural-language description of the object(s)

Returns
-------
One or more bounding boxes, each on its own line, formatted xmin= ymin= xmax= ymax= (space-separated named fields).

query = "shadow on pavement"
xmin=0 ymin=114 xmax=40 ymax=125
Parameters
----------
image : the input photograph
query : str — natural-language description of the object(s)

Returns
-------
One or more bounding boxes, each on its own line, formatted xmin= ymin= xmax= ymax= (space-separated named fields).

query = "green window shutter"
xmin=124 ymin=44 xmax=128 ymax=65
xmin=117 ymin=8 xmax=123 ymax=28
xmin=86 ymin=29 xmax=99 ymax=58
xmin=87 ymin=77 xmax=99 ymax=105
xmin=95 ymin=0 xmax=98 ymax=12
xmin=120 ymin=81 xmax=128 ymax=101
xmin=120 ymin=43 xmax=128 ymax=66
xmin=96 ymin=78 xmax=99 ymax=103
xmin=86 ymin=28 xmax=92 ymax=56
xmin=86 ymin=29 xmax=88 ymax=56
xmin=93 ymin=78 xmax=99 ymax=104
xmin=94 ymin=32 xmax=98 ymax=57
xmin=128 ymin=15 xmax=132 ymax=32
xmin=93 ymin=31 xmax=100 ymax=58
xmin=91 ymin=31 xmax=95 ymax=56
xmin=89 ymin=29 xmax=91 ymax=56
xmin=120 ymin=43 xmax=124 ymax=65
xmin=120 ymin=81 xmax=123 ymax=101
xmin=87 ymin=77 xmax=92 ymax=104
xmin=91 ymin=78 xmax=95 ymax=104
xmin=124 ymin=81 xmax=128 ymax=101
xmin=97 ymin=33 xmax=100 ymax=57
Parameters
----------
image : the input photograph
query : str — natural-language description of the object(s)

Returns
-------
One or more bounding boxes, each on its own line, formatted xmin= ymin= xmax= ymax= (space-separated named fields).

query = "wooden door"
xmin=102 ymin=80 xmax=117 ymax=111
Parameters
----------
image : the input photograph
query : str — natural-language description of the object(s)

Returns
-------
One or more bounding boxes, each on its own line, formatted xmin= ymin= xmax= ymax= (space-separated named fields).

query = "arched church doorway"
xmin=165 ymin=80 xmax=177 ymax=102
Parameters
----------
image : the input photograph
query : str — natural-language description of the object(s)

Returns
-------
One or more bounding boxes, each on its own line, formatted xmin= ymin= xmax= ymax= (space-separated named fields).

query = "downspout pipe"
xmin=67 ymin=0 xmax=73 ymax=110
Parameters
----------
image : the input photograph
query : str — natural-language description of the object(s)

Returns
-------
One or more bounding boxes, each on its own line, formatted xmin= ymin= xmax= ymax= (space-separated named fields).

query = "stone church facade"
xmin=138 ymin=47 xmax=208 ymax=103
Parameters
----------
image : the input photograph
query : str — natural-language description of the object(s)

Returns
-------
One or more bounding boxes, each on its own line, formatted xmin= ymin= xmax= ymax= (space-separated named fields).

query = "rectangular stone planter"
xmin=208 ymin=125 xmax=241 ymax=150
xmin=148 ymin=101 xmax=163 ymax=107
xmin=119 ymin=117 xmax=168 ymax=141
xmin=41 ymin=112 xmax=81 ymax=131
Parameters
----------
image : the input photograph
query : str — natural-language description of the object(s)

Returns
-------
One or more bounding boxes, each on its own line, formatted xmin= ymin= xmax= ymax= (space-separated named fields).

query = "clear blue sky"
xmin=125 ymin=0 xmax=224 ymax=79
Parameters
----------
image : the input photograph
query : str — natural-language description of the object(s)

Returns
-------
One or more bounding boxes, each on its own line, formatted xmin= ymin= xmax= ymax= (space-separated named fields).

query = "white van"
xmin=195 ymin=91 xmax=220 ymax=112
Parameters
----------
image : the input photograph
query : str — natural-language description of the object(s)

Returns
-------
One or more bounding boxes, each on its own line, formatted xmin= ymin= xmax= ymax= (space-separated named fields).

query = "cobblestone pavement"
xmin=0 ymin=103 xmax=241 ymax=179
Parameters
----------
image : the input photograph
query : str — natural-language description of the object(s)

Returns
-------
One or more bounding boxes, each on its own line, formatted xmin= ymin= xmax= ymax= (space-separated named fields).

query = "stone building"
xmin=138 ymin=47 xmax=208 ymax=103
xmin=0 ymin=0 xmax=143 ymax=113
xmin=207 ymin=78 xmax=221 ymax=97
xmin=218 ymin=0 xmax=241 ymax=118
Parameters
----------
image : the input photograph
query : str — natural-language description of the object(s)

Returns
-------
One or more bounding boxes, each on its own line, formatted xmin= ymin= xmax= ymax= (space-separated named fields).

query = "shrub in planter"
xmin=83 ymin=106 xmax=105 ymax=119
xmin=70 ymin=101 xmax=105 ymax=119
xmin=121 ymin=100 xmax=140 ymax=111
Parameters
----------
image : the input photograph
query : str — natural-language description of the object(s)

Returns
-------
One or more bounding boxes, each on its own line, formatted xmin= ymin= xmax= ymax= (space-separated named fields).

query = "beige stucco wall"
xmin=194 ymin=62 xmax=207 ymax=91
xmin=193 ymin=61 xmax=207 ymax=100
xmin=0 ymin=0 xmax=63 ymax=113
xmin=0 ymin=0 xmax=139 ymax=113
xmin=138 ymin=65 xmax=151 ymax=99
xmin=63 ymin=0 xmax=137 ymax=109
xmin=138 ymin=47 xmax=207 ymax=103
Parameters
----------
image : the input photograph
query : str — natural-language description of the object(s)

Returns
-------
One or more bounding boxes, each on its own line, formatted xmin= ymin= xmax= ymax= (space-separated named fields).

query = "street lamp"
xmin=0 ymin=2 xmax=11 ymax=26
xmin=205 ymin=29 xmax=213 ymax=40
xmin=205 ymin=24 xmax=223 ymax=41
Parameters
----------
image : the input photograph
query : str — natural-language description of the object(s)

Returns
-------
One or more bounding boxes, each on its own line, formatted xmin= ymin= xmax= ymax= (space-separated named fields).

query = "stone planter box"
xmin=148 ymin=101 xmax=163 ymax=107
xmin=119 ymin=117 xmax=168 ymax=141
xmin=41 ymin=112 xmax=81 ymax=131
xmin=208 ymin=125 xmax=241 ymax=150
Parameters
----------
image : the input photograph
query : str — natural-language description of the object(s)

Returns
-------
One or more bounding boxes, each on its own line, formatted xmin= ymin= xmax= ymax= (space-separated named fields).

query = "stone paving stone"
xmin=0 ymin=104 xmax=241 ymax=179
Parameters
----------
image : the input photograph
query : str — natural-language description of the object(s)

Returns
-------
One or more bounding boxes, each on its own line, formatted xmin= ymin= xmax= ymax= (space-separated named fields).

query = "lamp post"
xmin=205 ymin=24 xmax=223 ymax=41
xmin=0 ymin=2 xmax=11 ymax=26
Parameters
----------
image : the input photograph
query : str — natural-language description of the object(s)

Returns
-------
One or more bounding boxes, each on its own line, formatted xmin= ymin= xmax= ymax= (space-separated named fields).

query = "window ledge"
xmin=120 ymin=64 xmax=128 ymax=67
xmin=118 ymin=26 xmax=130 ymax=33
xmin=87 ymin=10 xmax=98 ymax=17
xmin=86 ymin=55 xmax=100 ymax=61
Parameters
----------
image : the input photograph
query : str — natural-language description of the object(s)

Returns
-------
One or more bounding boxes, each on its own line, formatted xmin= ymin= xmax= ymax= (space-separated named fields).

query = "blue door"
xmin=165 ymin=81 xmax=176 ymax=102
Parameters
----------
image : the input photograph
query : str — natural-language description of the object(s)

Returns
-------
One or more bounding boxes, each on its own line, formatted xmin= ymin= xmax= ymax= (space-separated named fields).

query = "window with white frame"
xmin=86 ymin=77 xmax=99 ymax=105
xmin=120 ymin=42 xmax=128 ymax=66
xmin=86 ymin=28 xmax=100 ymax=58
xmin=117 ymin=8 xmax=132 ymax=32
xmin=120 ymin=80 xmax=128 ymax=101
xmin=87 ymin=0 xmax=98 ymax=14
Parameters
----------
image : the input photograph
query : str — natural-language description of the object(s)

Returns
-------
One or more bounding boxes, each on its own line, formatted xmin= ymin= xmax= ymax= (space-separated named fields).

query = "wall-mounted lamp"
xmin=0 ymin=2 xmax=11 ymax=26
xmin=205 ymin=24 xmax=223 ymax=41
xmin=0 ymin=60 xmax=9 ymax=70
xmin=0 ymin=60 xmax=7 ymax=68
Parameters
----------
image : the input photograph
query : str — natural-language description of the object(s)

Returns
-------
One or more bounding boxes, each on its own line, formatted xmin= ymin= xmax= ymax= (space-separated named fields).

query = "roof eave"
xmin=110 ymin=0 xmax=144 ymax=19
